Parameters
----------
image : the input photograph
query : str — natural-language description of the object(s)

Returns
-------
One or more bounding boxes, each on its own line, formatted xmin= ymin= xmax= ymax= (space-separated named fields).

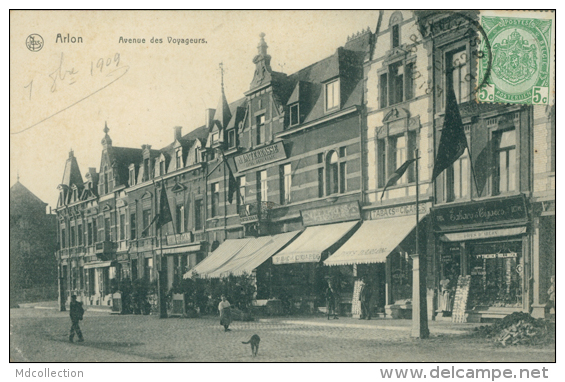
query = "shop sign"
xmin=234 ymin=142 xmax=286 ymax=172
xmin=471 ymin=267 xmax=486 ymax=276
xmin=441 ymin=254 xmax=453 ymax=262
xmin=272 ymin=252 xmax=321 ymax=264
xmin=166 ymin=232 xmax=193 ymax=246
xmin=369 ymin=202 xmax=430 ymax=220
xmin=476 ymin=252 xmax=517 ymax=259
xmin=433 ymin=196 xmax=528 ymax=230
xmin=301 ymin=201 xmax=360 ymax=227
xmin=442 ymin=226 xmax=526 ymax=242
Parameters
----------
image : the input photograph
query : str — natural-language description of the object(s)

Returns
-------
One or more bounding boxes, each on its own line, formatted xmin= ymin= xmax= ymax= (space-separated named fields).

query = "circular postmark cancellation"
xmin=478 ymin=16 xmax=553 ymax=105
xmin=26 ymin=34 xmax=44 ymax=52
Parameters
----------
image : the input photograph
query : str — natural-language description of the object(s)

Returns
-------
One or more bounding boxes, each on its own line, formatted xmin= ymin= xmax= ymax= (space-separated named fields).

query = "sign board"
xmin=301 ymin=201 xmax=360 ymax=227
xmin=272 ymin=252 xmax=321 ymax=265
xmin=441 ymin=226 xmax=527 ymax=242
xmin=351 ymin=280 xmax=363 ymax=318
xmin=369 ymin=202 xmax=430 ymax=221
xmin=451 ymin=275 xmax=471 ymax=323
xmin=234 ymin=141 xmax=287 ymax=172
xmin=166 ymin=232 xmax=193 ymax=246
xmin=433 ymin=195 xmax=528 ymax=230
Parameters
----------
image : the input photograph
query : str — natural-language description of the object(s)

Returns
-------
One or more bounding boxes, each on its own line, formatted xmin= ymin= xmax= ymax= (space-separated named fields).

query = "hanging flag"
xmin=141 ymin=214 xmax=158 ymax=237
xmin=157 ymin=182 xmax=173 ymax=230
xmin=380 ymin=158 xmax=417 ymax=201
xmin=431 ymin=84 xmax=469 ymax=181
xmin=221 ymin=151 xmax=238 ymax=204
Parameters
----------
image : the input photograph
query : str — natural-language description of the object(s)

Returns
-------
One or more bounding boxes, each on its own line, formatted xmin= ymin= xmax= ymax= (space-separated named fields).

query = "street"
xmin=10 ymin=305 xmax=555 ymax=362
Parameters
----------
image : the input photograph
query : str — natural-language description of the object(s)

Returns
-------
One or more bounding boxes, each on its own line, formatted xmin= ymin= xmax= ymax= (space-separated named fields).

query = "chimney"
xmin=173 ymin=126 xmax=182 ymax=141
xmin=205 ymin=108 xmax=216 ymax=129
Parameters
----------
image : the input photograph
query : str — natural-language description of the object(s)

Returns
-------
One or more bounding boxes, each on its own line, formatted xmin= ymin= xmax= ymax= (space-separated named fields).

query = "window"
xmin=379 ymin=73 xmax=388 ymax=109
xmin=209 ymin=149 xmax=216 ymax=161
xmin=318 ymin=168 xmax=325 ymax=198
xmin=87 ymin=222 xmax=93 ymax=245
xmin=494 ymin=129 xmax=516 ymax=195
xmin=176 ymin=205 xmax=184 ymax=232
xmin=340 ymin=162 xmax=347 ymax=193
xmin=211 ymin=183 xmax=220 ymax=217
xmin=280 ymin=164 xmax=292 ymax=205
xmin=119 ymin=213 xmax=126 ymax=240
xmin=390 ymin=62 xmax=404 ymax=105
xmin=184 ymin=204 xmax=190 ymax=232
xmin=326 ymin=151 xmax=339 ymax=195
xmin=143 ymin=159 xmax=150 ymax=181
xmin=237 ymin=176 xmax=246 ymax=206
xmin=142 ymin=210 xmax=151 ymax=238
xmin=92 ymin=219 xmax=97 ymax=243
xmin=211 ymin=131 xmax=220 ymax=146
xmin=257 ymin=170 xmax=268 ymax=202
xmin=77 ymin=224 xmax=83 ymax=246
xmin=130 ymin=213 xmax=136 ymax=240
xmin=256 ymin=115 xmax=265 ymax=145
xmin=380 ymin=62 xmax=414 ymax=108
xmin=129 ymin=167 xmax=135 ymax=186
xmin=194 ymin=199 xmax=203 ymax=231
xmin=447 ymin=48 xmax=470 ymax=104
xmin=70 ymin=225 xmax=76 ymax=247
xmin=145 ymin=257 xmax=153 ymax=282
xmin=104 ymin=217 xmax=111 ymax=241
xmin=228 ymin=130 xmax=236 ymax=148
xmin=445 ymin=150 xmax=470 ymax=202
xmin=159 ymin=160 xmax=165 ymax=176
xmin=392 ymin=24 xmax=400 ymax=48
xmin=103 ymin=168 xmax=109 ymax=194
xmin=289 ymin=104 xmax=299 ymax=126
xmin=325 ymin=80 xmax=340 ymax=110
xmin=378 ymin=132 xmax=416 ymax=188
xmin=61 ymin=228 xmax=66 ymax=248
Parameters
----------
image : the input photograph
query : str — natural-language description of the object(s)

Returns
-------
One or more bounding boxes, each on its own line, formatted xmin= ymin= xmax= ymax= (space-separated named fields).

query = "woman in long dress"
xmin=218 ymin=295 xmax=232 ymax=332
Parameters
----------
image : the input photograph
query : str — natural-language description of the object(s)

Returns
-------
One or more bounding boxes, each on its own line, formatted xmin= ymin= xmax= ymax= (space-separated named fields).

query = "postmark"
xmin=478 ymin=14 xmax=554 ymax=105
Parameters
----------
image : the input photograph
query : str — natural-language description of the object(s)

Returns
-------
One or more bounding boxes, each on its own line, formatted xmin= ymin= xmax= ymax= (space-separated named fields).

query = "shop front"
xmin=162 ymin=232 xmax=204 ymax=290
xmin=432 ymin=195 xmax=530 ymax=322
xmin=270 ymin=202 xmax=361 ymax=313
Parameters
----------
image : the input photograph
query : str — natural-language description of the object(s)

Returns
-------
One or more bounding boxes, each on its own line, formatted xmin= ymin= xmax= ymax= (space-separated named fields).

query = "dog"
xmin=242 ymin=334 xmax=260 ymax=357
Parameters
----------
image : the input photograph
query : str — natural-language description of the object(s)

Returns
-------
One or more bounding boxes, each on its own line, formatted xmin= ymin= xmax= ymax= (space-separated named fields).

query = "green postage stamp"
xmin=478 ymin=11 xmax=555 ymax=105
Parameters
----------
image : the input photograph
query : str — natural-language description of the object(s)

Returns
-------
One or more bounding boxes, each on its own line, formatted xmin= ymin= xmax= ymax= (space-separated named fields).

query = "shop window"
xmin=446 ymin=47 xmax=470 ymax=105
xmin=289 ymin=104 xmax=299 ymax=126
xmin=194 ymin=199 xmax=203 ymax=231
xmin=256 ymin=114 xmax=265 ymax=145
xmin=280 ymin=163 xmax=292 ymax=205
xmin=494 ymin=129 xmax=516 ymax=195
xmin=325 ymin=80 xmax=340 ymax=111
xmin=130 ymin=212 xmax=136 ymax=240
xmin=211 ymin=182 xmax=220 ymax=217
xmin=390 ymin=251 xmax=413 ymax=303
xmin=468 ymin=241 xmax=523 ymax=308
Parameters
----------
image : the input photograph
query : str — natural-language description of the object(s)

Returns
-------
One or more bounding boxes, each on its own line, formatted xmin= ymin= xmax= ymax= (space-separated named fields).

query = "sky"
xmin=10 ymin=10 xmax=381 ymax=208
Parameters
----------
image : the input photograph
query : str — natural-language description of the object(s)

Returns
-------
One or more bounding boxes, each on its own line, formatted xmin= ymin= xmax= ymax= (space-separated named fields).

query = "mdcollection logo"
xmin=26 ymin=34 xmax=44 ymax=52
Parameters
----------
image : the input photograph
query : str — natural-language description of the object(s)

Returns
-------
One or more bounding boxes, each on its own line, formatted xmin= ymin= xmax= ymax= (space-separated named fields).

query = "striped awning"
xmin=272 ymin=221 xmax=359 ymax=264
xmin=324 ymin=214 xmax=425 ymax=266
xmin=185 ymin=238 xmax=252 ymax=278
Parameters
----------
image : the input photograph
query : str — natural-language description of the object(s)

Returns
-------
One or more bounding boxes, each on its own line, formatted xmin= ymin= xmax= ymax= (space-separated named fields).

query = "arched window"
xmin=326 ymin=151 xmax=339 ymax=195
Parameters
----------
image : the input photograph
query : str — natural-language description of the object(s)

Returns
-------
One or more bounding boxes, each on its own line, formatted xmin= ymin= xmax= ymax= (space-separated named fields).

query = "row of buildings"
xmin=55 ymin=11 xmax=555 ymax=321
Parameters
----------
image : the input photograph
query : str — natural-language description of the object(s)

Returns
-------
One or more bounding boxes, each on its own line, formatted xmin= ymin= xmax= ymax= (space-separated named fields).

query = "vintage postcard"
xmin=10 ymin=10 xmax=555 ymax=370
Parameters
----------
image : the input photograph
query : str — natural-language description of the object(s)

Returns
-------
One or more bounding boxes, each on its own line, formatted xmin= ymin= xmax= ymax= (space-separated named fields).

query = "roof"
xmin=106 ymin=146 xmax=144 ymax=187
xmin=61 ymin=152 xmax=83 ymax=189
xmin=10 ymin=181 xmax=47 ymax=209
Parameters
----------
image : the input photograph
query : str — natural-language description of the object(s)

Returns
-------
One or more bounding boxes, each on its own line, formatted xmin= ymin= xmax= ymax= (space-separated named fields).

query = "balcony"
xmin=238 ymin=201 xmax=275 ymax=224
xmin=95 ymin=240 xmax=117 ymax=256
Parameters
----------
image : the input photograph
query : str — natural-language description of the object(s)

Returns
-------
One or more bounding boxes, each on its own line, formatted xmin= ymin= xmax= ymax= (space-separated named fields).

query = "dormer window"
xmin=159 ymin=159 xmax=165 ymax=176
xmin=211 ymin=131 xmax=220 ymax=146
xmin=129 ymin=166 xmax=135 ymax=186
xmin=289 ymin=104 xmax=299 ymax=126
xmin=256 ymin=114 xmax=265 ymax=145
xmin=227 ymin=129 xmax=236 ymax=148
xmin=325 ymin=80 xmax=340 ymax=111
xmin=176 ymin=150 xmax=182 ymax=169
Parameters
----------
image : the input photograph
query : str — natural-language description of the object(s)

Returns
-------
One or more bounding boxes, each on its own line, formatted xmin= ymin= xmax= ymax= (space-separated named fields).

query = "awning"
xmin=440 ymin=226 xmax=527 ymax=242
xmin=161 ymin=243 xmax=202 ymax=255
xmin=208 ymin=231 xmax=301 ymax=278
xmin=272 ymin=221 xmax=359 ymax=265
xmin=184 ymin=238 xmax=252 ymax=278
xmin=83 ymin=260 xmax=114 ymax=269
xmin=324 ymin=214 xmax=425 ymax=266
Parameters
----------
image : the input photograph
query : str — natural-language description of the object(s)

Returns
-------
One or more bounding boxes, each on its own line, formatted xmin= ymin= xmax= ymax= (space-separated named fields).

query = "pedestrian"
xmin=360 ymin=278 xmax=372 ymax=320
xmin=218 ymin=295 xmax=232 ymax=332
xmin=69 ymin=295 xmax=84 ymax=343
xmin=325 ymin=279 xmax=338 ymax=320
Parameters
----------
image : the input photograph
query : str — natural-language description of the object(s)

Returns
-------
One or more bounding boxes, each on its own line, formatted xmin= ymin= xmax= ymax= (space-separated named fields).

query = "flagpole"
xmin=411 ymin=148 xmax=429 ymax=339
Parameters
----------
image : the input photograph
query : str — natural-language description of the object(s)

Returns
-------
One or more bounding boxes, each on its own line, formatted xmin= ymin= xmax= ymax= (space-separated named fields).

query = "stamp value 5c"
xmin=478 ymin=13 xmax=554 ymax=105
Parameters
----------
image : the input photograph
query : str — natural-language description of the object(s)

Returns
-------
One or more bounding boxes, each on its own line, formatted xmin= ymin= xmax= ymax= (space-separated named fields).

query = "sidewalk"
xmin=258 ymin=316 xmax=481 ymax=335
xmin=15 ymin=300 xmax=113 ymax=313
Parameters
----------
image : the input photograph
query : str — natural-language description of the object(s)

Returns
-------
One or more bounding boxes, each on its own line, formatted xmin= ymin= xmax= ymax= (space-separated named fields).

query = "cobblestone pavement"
xmin=10 ymin=307 xmax=555 ymax=362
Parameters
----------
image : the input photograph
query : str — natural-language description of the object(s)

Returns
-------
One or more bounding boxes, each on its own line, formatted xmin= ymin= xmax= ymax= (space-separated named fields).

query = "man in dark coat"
xmin=69 ymin=295 xmax=84 ymax=342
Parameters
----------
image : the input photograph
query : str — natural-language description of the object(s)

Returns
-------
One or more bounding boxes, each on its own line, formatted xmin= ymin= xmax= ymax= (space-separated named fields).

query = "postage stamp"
xmin=477 ymin=11 xmax=555 ymax=105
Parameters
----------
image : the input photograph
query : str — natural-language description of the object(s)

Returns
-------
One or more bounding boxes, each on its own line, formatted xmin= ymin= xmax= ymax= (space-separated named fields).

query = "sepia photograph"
xmin=9 ymin=9 xmax=556 ymax=370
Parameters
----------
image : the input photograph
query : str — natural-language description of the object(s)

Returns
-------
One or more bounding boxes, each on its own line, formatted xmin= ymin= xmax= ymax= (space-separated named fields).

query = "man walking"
xmin=69 ymin=295 xmax=84 ymax=343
